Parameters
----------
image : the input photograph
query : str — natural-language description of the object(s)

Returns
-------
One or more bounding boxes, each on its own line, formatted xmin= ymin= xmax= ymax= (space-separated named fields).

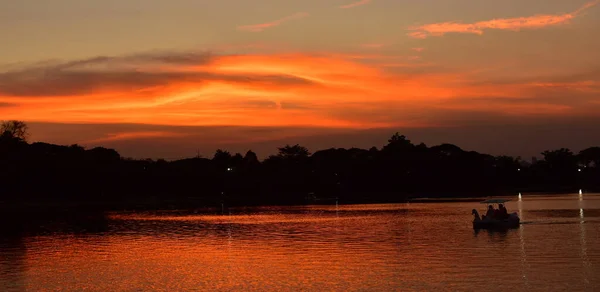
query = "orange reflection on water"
xmin=2 ymin=198 xmax=599 ymax=291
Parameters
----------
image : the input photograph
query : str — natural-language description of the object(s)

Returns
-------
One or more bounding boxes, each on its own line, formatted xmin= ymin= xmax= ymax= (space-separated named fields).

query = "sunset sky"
xmin=1 ymin=0 xmax=599 ymax=159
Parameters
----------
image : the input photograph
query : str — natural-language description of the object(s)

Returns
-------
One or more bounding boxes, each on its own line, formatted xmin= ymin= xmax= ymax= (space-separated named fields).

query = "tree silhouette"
xmin=1 ymin=120 xmax=29 ymax=141
xmin=1 ymin=125 xmax=600 ymax=207
xmin=243 ymin=150 xmax=259 ymax=165
xmin=87 ymin=147 xmax=121 ymax=162
xmin=231 ymin=153 xmax=244 ymax=167
xmin=212 ymin=149 xmax=232 ymax=168
xmin=276 ymin=144 xmax=310 ymax=160
xmin=382 ymin=132 xmax=414 ymax=153
xmin=495 ymin=155 xmax=521 ymax=170
xmin=542 ymin=148 xmax=577 ymax=170
xmin=578 ymin=147 xmax=600 ymax=168
xmin=213 ymin=149 xmax=232 ymax=161
xmin=430 ymin=143 xmax=463 ymax=157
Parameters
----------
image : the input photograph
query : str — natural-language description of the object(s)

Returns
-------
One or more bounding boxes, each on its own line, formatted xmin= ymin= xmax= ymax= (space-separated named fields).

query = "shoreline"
xmin=1 ymin=191 xmax=592 ymax=214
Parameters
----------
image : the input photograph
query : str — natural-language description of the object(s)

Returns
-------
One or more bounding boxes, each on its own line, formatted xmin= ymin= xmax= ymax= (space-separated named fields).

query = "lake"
xmin=1 ymin=194 xmax=599 ymax=291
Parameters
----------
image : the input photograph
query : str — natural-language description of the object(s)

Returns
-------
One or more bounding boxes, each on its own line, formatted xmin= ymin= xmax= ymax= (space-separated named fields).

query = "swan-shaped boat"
xmin=472 ymin=199 xmax=520 ymax=230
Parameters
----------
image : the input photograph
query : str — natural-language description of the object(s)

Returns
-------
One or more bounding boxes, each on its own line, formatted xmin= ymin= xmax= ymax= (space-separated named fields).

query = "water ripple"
xmin=1 ymin=195 xmax=599 ymax=291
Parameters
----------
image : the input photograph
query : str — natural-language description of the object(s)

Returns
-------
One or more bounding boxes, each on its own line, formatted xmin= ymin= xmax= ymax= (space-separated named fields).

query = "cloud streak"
xmin=408 ymin=0 xmax=600 ymax=39
xmin=0 ymin=63 xmax=313 ymax=97
xmin=0 ymin=102 xmax=15 ymax=107
xmin=340 ymin=0 xmax=372 ymax=9
xmin=237 ymin=12 xmax=309 ymax=32
xmin=1 ymin=49 xmax=598 ymax=132
xmin=84 ymin=131 xmax=191 ymax=144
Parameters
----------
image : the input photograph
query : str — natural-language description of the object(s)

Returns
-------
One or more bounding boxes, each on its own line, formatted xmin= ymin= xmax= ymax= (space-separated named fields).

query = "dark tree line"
xmin=1 ymin=121 xmax=599 ymax=209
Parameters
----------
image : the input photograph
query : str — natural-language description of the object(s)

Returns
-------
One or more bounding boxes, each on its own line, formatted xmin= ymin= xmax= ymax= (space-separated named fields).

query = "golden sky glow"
xmin=1 ymin=0 xmax=599 ymax=158
xmin=2 ymin=52 xmax=593 ymax=129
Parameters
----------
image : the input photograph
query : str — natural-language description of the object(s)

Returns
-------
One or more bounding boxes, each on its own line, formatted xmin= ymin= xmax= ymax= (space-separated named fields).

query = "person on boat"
xmin=492 ymin=207 xmax=499 ymax=219
xmin=484 ymin=205 xmax=495 ymax=220
xmin=498 ymin=204 xmax=509 ymax=219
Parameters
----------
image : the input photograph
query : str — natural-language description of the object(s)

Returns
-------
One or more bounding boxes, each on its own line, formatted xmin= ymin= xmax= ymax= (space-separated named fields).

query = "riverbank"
xmin=1 ymin=190 xmax=590 ymax=215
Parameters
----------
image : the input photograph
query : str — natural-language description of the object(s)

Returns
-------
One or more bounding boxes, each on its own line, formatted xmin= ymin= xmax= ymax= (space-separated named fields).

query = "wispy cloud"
xmin=380 ymin=62 xmax=435 ymax=68
xmin=1 ymin=49 xmax=597 ymax=131
xmin=237 ymin=12 xmax=309 ymax=32
xmin=529 ymin=80 xmax=600 ymax=93
xmin=340 ymin=0 xmax=372 ymax=9
xmin=85 ymin=131 xmax=191 ymax=144
xmin=0 ymin=53 xmax=313 ymax=97
xmin=0 ymin=102 xmax=15 ymax=107
xmin=408 ymin=0 xmax=600 ymax=39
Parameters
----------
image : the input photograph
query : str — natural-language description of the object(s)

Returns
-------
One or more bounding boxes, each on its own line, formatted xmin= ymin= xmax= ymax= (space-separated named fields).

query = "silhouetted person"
xmin=485 ymin=205 xmax=495 ymax=220
xmin=498 ymin=204 xmax=508 ymax=219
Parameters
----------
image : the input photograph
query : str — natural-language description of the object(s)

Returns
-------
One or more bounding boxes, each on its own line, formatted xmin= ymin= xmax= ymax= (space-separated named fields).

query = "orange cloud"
xmin=0 ymin=102 xmax=15 ymax=107
xmin=237 ymin=12 xmax=309 ymax=32
xmin=340 ymin=0 xmax=372 ymax=9
xmin=84 ymin=131 xmax=191 ymax=144
xmin=380 ymin=62 xmax=434 ymax=68
xmin=529 ymin=81 xmax=600 ymax=92
xmin=0 ymin=49 xmax=595 ymax=132
xmin=435 ymin=101 xmax=572 ymax=115
xmin=408 ymin=0 xmax=600 ymax=38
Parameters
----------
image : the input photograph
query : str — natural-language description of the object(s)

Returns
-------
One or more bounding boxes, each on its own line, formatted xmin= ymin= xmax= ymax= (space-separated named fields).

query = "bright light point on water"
xmin=578 ymin=169 xmax=582 ymax=172
xmin=580 ymin=208 xmax=584 ymax=220
xmin=517 ymin=168 xmax=521 ymax=171
xmin=227 ymin=167 xmax=232 ymax=171
xmin=518 ymin=193 xmax=522 ymax=200
xmin=579 ymin=189 xmax=583 ymax=195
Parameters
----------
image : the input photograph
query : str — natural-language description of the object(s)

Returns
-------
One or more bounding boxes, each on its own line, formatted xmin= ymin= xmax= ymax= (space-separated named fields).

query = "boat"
xmin=471 ymin=199 xmax=520 ymax=230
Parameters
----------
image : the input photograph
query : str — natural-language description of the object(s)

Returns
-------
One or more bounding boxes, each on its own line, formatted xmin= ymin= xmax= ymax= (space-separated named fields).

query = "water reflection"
xmin=1 ymin=195 xmax=599 ymax=291
xmin=518 ymin=196 xmax=524 ymax=221
xmin=0 ymin=236 xmax=26 ymax=292
xmin=519 ymin=226 xmax=530 ymax=289
xmin=580 ymin=208 xmax=590 ymax=288
xmin=473 ymin=228 xmax=512 ymax=243
xmin=577 ymin=192 xmax=592 ymax=289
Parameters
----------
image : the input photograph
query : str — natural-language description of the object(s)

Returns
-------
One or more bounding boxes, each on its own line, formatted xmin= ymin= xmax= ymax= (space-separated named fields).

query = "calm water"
xmin=1 ymin=194 xmax=599 ymax=291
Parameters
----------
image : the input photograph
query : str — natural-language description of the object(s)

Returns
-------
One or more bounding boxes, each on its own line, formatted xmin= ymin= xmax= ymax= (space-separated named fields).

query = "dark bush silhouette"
xmin=1 ymin=120 xmax=598 ymax=210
